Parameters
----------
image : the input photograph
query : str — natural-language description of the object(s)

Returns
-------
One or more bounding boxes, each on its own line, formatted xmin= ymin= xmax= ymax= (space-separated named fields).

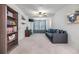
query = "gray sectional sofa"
xmin=45 ymin=29 xmax=68 ymax=43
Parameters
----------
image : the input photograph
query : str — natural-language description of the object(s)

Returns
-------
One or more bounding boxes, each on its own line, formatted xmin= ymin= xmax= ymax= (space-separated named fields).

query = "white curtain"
xmin=33 ymin=20 xmax=46 ymax=30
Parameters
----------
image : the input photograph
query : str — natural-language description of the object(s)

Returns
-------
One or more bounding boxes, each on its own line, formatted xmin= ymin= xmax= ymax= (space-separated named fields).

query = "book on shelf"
xmin=8 ymin=34 xmax=16 ymax=43
xmin=7 ymin=26 xmax=17 ymax=34
xmin=7 ymin=11 xmax=13 ymax=17
xmin=7 ymin=19 xmax=16 ymax=25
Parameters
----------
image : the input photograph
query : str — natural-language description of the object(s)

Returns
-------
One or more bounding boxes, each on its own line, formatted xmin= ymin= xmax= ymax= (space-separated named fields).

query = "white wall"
xmin=7 ymin=4 xmax=28 ymax=40
xmin=53 ymin=4 xmax=79 ymax=49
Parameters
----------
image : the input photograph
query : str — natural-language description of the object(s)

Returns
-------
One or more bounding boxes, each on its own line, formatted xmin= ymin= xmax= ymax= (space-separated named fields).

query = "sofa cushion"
xmin=47 ymin=29 xmax=57 ymax=33
xmin=46 ymin=32 xmax=53 ymax=39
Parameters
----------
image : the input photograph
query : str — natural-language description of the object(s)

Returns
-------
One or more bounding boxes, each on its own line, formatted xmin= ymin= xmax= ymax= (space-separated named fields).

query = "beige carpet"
xmin=10 ymin=33 xmax=79 ymax=54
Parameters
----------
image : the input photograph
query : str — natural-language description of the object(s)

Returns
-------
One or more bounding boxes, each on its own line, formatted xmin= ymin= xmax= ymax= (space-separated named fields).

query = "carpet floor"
xmin=10 ymin=33 xmax=79 ymax=54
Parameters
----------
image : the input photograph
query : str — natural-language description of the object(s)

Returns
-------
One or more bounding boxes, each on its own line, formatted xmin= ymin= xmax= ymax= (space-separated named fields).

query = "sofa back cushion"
xmin=47 ymin=29 xmax=57 ymax=33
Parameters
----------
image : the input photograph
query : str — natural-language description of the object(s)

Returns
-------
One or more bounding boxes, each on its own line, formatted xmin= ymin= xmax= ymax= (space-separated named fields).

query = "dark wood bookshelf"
xmin=0 ymin=4 xmax=18 ymax=54
xmin=7 ymin=5 xmax=18 ymax=53
xmin=0 ymin=5 xmax=18 ymax=53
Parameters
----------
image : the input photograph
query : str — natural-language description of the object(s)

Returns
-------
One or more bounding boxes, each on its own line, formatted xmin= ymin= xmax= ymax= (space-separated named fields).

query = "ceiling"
xmin=16 ymin=4 xmax=68 ymax=18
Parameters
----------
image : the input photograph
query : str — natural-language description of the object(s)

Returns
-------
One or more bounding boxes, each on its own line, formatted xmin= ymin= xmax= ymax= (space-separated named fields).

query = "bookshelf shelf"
xmin=7 ymin=25 xmax=16 ymax=27
xmin=7 ymin=16 xmax=17 ymax=20
xmin=7 ymin=32 xmax=17 ymax=36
